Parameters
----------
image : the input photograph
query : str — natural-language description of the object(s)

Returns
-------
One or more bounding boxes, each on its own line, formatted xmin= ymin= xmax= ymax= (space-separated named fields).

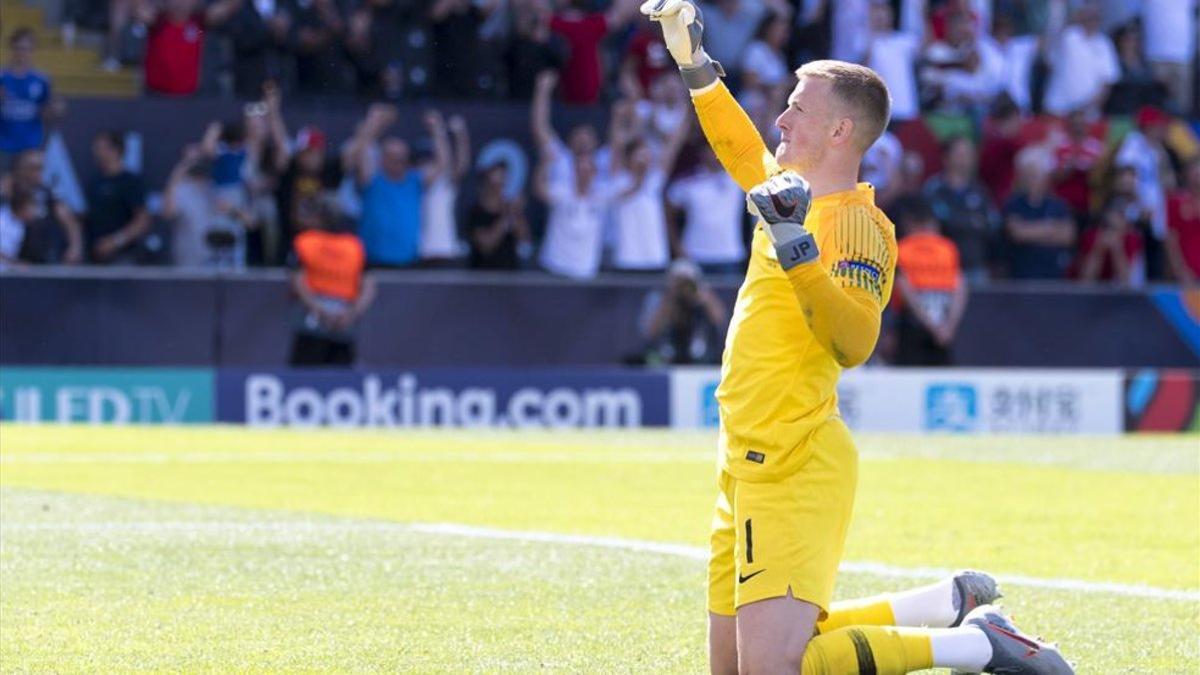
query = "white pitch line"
xmin=3 ymin=519 xmax=1197 ymax=603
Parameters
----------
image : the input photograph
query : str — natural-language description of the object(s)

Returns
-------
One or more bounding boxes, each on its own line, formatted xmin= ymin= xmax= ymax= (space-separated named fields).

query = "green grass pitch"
xmin=1 ymin=426 xmax=1196 ymax=672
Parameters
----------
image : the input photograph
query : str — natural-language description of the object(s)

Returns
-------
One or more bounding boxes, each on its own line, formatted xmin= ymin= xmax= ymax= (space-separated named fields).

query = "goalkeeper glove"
xmin=746 ymin=172 xmax=819 ymax=270
xmin=639 ymin=0 xmax=724 ymax=90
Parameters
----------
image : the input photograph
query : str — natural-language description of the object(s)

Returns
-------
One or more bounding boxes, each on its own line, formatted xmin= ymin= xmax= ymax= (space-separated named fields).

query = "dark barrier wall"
xmin=2 ymin=270 xmax=1198 ymax=368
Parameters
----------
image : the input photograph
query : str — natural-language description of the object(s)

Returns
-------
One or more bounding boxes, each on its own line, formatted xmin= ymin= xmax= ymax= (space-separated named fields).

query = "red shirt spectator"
xmin=1052 ymin=126 xmax=1105 ymax=217
xmin=139 ymin=0 xmax=240 ymax=96
xmin=1075 ymin=224 xmax=1144 ymax=282
xmin=978 ymin=116 xmax=1023 ymax=207
xmin=550 ymin=12 xmax=608 ymax=104
xmin=145 ymin=13 xmax=206 ymax=96
xmin=624 ymin=29 xmax=671 ymax=95
xmin=1167 ymin=185 xmax=1200 ymax=280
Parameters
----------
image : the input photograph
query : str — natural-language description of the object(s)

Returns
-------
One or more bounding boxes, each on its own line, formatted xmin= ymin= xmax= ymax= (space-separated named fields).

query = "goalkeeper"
xmin=641 ymin=1 xmax=1073 ymax=674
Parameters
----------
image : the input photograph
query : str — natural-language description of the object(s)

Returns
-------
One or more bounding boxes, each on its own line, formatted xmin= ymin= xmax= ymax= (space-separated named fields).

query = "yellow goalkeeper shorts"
xmin=707 ymin=416 xmax=858 ymax=617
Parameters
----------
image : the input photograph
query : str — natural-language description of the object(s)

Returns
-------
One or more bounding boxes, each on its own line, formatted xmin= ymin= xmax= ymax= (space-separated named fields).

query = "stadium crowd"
xmin=1 ymin=0 xmax=1198 ymax=299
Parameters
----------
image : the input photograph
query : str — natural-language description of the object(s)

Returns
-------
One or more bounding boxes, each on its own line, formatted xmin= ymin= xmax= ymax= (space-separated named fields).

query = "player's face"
xmin=774 ymin=77 xmax=835 ymax=173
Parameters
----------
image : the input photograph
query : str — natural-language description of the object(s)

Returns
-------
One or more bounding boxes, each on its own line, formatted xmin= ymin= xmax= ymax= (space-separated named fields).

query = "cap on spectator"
xmin=1135 ymin=106 xmax=1170 ymax=130
xmin=295 ymin=126 xmax=327 ymax=152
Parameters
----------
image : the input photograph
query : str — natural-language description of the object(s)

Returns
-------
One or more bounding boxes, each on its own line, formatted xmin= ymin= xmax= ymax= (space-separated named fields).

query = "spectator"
xmin=1165 ymin=158 xmax=1200 ymax=285
xmin=1051 ymin=108 xmax=1105 ymax=219
xmin=1076 ymin=200 xmax=1144 ymax=285
xmin=977 ymin=95 xmax=1024 ymax=208
xmin=1 ymin=28 xmax=57 ymax=158
xmin=923 ymin=136 xmax=999 ymax=282
xmin=894 ymin=199 xmax=967 ymax=366
xmin=293 ymin=0 xmax=351 ymax=96
xmin=989 ymin=11 xmax=1040 ymax=113
xmin=1002 ymin=149 xmax=1077 ymax=279
xmin=607 ymin=100 xmax=690 ymax=273
xmin=277 ymin=124 xmax=343 ymax=256
xmin=343 ymin=105 xmax=448 ymax=268
xmin=225 ymin=0 xmax=293 ymax=98
xmin=1115 ymin=105 xmax=1176 ymax=278
xmin=162 ymin=142 xmax=252 ymax=268
xmin=884 ymin=150 xmax=928 ymax=223
xmin=240 ymin=83 xmax=291 ymax=265
xmin=635 ymin=73 xmax=689 ymax=145
xmin=666 ymin=145 xmax=746 ymax=275
xmin=467 ymin=161 xmax=530 ymax=270
xmin=620 ymin=25 xmax=671 ymax=99
xmin=920 ymin=9 xmax=1005 ymax=115
xmin=420 ymin=113 xmax=470 ymax=265
xmin=864 ymin=0 xmax=923 ymax=123
xmin=507 ymin=0 xmax=568 ymax=100
xmin=430 ymin=0 xmax=499 ymax=97
xmin=1141 ymin=0 xmax=1197 ymax=115
xmin=1104 ymin=163 xmax=1156 ymax=257
xmin=531 ymin=72 xmax=614 ymax=278
xmin=829 ymin=0 xmax=870 ymax=64
xmin=136 ymin=0 xmax=243 ymax=97
xmin=738 ymin=9 xmax=792 ymax=141
xmin=345 ymin=0 xmax=423 ymax=99
xmin=635 ymin=260 xmax=727 ymax=364
xmin=289 ymin=197 xmax=377 ymax=366
xmin=1104 ymin=20 xmax=1168 ymax=115
xmin=862 ymin=129 xmax=905 ymax=209
xmin=549 ymin=0 xmax=638 ymax=104
xmin=1042 ymin=1 xmax=1119 ymax=116
xmin=0 ymin=190 xmax=37 ymax=267
xmin=83 ymin=131 xmax=150 ymax=264
xmin=698 ymin=0 xmax=785 ymax=77
xmin=0 ymin=150 xmax=83 ymax=264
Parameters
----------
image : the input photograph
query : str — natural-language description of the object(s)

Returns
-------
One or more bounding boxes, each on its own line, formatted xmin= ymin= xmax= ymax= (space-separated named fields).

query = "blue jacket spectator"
xmin=342 ymin=105 xmax=449 ymax=268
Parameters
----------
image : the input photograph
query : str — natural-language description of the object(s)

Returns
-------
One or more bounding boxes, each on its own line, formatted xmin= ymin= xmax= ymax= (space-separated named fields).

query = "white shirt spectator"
xmin=698 ymin=0 xmax=767 ymax=71
xmin=867 ymin=32 xmax=921 ymax=121
xmin=1043 ymin=25 xmax=1119 ymax=115
xmin=667 ymin=169 xmax=746 ymax=265
xmin=0 ymin=204 xmax=25 ymax=261
xmin=862 ymin=131 xmax=903 ymax=194
xmin=420 ymin=175 xmax=459 ymax=259
xmin=1142 ymin=0 xmax=1196 ymax=65
xmin=611 ymin=168 xmax=670 ymax=270
xmin=540 ymin=171 xmax=615 ymax=279
xmin=939 ymin=38 xmax=1006 ymax=108
xmin=831 ymin=0 xmax=870 ymax=63
xmin=1115 ymin=130 xmax=1168 ymax=239
xmin=741 ymin=40 xmax=788 ymax=87
xmin=992 ymin=34 xmax=1040 ymax=112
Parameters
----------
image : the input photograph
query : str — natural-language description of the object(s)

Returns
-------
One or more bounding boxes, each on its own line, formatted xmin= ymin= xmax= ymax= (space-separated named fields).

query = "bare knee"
xmin=709 ymin=612 xmax=738 ymax=675
xmin=735 ymin=594 xmax=819 ymax=675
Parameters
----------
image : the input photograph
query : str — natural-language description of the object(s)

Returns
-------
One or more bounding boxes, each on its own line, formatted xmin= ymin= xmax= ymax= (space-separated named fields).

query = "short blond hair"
xmin=794 ymin=60 xmax=891 ymax=152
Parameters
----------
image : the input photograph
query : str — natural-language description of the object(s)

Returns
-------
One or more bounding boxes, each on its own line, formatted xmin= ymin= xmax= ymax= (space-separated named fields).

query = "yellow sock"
xmin=802 ymin=625 xmax=934 ymax=675
xmin=818 ymin=596 xmax=896 ymax=633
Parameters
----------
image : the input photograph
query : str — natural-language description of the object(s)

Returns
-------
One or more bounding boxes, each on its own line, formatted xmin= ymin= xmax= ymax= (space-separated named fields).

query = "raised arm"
xmin=422 ymin=109 xmax=451 ymax=185
xmin=531 ymin=70 xmax=562 ymax=155
xmin=658 ymin=105 xmax=692 ymax=175
xmin=342 ymin=104 xmax=398 ymax=186
xmin=447 ymin=115 xmax=472 ymax=181
xmin=643 ymin=0 xmax=770 ymax=191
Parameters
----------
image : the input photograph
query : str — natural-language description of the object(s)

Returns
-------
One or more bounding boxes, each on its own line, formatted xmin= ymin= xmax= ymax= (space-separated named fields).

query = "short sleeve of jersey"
xmin=819 ymin=206 xmax=892 ymax=304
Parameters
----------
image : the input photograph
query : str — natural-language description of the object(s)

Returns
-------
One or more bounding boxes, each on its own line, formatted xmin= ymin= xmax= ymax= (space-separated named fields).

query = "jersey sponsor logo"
xmin=745 ymin=450 xmax=765 ymax=464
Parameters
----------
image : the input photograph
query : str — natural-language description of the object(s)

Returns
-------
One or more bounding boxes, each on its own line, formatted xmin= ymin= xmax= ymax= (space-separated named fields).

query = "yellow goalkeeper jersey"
xmin=692 ymin=82 xmax=898 ymax=482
